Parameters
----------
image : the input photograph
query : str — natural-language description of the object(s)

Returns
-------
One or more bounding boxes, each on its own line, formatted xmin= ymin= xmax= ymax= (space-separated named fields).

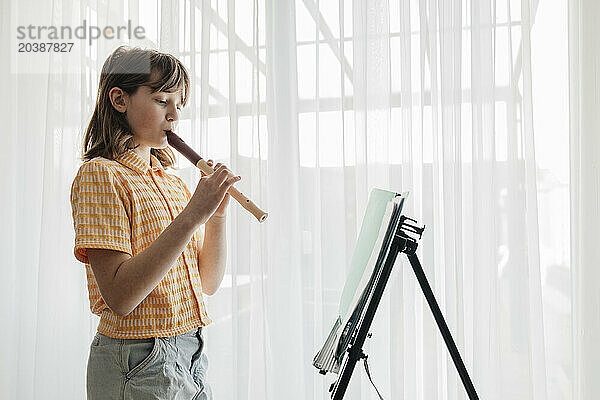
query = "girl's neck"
xmin=132 ymin=145 xmax=152 ymax=167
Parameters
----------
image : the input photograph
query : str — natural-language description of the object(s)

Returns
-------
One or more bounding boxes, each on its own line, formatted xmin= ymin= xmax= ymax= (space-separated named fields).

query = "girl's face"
xmin=124 ymin=84 xmax=183 ymax=149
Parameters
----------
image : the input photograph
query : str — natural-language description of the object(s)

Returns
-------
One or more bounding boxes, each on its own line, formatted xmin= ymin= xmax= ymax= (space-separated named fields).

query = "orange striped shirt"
xmin=70 ymin=149 xmax=211 ymax=339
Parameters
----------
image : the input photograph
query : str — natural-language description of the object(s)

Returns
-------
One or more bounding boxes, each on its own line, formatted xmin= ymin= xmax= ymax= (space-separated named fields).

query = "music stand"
xmin=327 ymin=215 xmax=479 ymax=400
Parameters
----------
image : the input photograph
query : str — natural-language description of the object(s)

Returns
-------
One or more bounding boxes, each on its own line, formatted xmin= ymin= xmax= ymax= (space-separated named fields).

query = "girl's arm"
xmin=87 ymin=165 xmax=240 ymax=317
xmin=197 ymin=215 xmax=228 ymax=295
xmin=87 ymin=206 xmax=201 ymax=316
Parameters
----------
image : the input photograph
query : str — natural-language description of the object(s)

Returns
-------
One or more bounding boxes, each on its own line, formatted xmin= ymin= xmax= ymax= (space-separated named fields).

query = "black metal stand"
xmin=329 ymin=216 xmax=479 ymax=400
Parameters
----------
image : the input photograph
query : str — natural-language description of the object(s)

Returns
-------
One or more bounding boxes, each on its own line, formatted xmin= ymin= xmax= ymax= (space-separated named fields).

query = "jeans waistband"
xmin=95 ymin=327 xmax=202 ymax=345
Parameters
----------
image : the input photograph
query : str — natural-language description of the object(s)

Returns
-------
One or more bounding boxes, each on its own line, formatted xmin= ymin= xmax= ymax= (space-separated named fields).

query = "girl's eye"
xmin=157 ymin=100 xmax=181 ymax=110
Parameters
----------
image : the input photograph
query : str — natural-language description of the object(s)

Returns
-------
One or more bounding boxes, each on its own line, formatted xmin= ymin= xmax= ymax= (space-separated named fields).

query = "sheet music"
xmin=338 ymin=189 xmax=398 ymax=319
xmin=313 ymin=189 xmax=406 ymax=374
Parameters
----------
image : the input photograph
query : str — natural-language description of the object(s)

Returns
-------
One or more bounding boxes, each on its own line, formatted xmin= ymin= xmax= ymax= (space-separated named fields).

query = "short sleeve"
xmin=70 ymin=161 xmax=132 ymax=264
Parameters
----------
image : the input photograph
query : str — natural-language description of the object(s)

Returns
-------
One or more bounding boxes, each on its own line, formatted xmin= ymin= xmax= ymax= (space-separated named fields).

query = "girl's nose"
xmin=166 ymin=111 xmax=178 ymax=122
xmin=166 ymin=103 xmax=180 ymax=122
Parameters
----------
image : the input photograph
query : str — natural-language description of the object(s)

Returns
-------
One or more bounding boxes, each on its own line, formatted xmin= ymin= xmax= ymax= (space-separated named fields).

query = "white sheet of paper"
xmin=313 ymin=189 xmax=407 ymax=373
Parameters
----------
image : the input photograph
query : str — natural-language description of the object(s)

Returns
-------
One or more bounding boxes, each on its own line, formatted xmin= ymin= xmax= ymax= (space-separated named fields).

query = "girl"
xmin=70 ymin=45 xmax=238 ymax=399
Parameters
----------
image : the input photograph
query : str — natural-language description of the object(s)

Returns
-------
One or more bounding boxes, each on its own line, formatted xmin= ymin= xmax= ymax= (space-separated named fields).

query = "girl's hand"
xmin=206 ymin=160 xmax=233 ymax=220
xmin=187 ymin=159 xmax=240 ymax=225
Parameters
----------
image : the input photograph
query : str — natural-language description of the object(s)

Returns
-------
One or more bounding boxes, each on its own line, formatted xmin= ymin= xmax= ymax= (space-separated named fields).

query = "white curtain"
xmin=0 ymin=0 xmax=99 ymax=398
xmin=0 ymin=0 xmax=573 ymax=399
xmin=569 ymin=0 xmax=600 ymax=399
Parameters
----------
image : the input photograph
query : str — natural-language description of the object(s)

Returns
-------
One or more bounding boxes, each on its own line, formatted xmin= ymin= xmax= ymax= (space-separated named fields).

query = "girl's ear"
xmin=108 ymin=87 xmax=128 ymax=113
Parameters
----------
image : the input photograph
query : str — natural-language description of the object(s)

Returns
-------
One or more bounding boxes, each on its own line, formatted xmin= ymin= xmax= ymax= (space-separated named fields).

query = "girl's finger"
xmin=209 ymin=164 xmax=223 ymax=175
xmin=219 ymin=165 xmax=234 ymax=180
xmin=224 ymin=175 xmax=241 ymax=187
xmin=212 ymin=165 xmax=231 ymax=185
xmin=215 ymin=164 xmax=229 ymax=177
xmin=219 ymin=177 xmax=240 ymax=196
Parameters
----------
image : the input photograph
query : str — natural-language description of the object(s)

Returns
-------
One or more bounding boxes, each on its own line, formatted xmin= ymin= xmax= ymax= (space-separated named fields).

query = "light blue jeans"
xmin=86 ymin=327 xmax=212 ymax=400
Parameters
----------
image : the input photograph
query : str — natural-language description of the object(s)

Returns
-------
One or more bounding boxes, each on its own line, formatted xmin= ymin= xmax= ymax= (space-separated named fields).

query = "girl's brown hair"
xmin=82 ymin=45 xmax=190 ymax=168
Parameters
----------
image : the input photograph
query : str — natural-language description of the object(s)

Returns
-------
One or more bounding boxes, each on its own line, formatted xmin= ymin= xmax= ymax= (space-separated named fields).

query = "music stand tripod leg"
xmin=401 ymin=234 xmax=479 ymax=400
